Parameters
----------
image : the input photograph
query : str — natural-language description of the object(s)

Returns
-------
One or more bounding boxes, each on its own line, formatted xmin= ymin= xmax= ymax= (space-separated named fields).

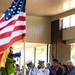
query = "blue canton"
xmin=5 ymin=0 xmax=26 ymax=20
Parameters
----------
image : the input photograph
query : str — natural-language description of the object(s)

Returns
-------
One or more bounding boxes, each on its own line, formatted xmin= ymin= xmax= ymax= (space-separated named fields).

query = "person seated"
xmin=46 ymin=63 xmax=50 ymax=70
xmin=62 ymin=64 xmax=68 ymax=75
xmin=66 ymin=60 xmax=75 ymax=75
xmin=15 ymin=64 xmax=20 ymax=75
xmin=49 ymin=58 xmax=63 ymax=75
xmin=20 ymin=66 xmax=24 ymax=75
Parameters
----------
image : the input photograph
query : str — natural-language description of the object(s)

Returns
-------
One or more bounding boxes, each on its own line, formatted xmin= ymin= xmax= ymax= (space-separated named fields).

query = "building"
xmin=0 ymin=0 xmax=75 ymax=65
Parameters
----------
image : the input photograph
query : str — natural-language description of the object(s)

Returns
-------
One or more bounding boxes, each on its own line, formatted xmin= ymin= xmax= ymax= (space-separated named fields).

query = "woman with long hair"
xmin=62 ymin=64 xmax=68 ymax=75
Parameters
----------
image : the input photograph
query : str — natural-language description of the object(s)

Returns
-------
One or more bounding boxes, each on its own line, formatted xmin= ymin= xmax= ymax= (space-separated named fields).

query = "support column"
xmin=34 ymin=48 xmax=36 ymax=65
xmin=47 ymin=44 xmax=48 ymax=63
xmin=51 ymin=19 xmax=71 ymax=64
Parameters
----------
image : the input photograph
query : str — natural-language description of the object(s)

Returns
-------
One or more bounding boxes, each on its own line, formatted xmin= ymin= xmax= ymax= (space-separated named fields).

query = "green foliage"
xmin=71 ymin=45 xmax=75 ymax=51
xmin=36 ymin=46 xmax=46 ymax=59
xmin=71 ymin=44 xmax=75 ymax=60
xmin=31 ymin=48 xmax=34 ymax=56
xmin=72 ymin=54 xmax=75 ymax=59
xmin=36 ymin=46 xmax=46 ymax=55
xmin=30 ymin=46 xmax=46 ymax=58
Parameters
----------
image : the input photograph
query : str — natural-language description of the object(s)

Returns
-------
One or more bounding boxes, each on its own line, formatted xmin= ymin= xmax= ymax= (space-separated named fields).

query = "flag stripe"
xmin=0 ymin=34 xmax=26 ymax=52
xmin=0 ymin=12 xmax=26 ymax=28
xmin=0 ymin=30 xmax=26 ymax=46
xmin=0 ymin=16 xmax=26 ymax=30
xmin=1 ymin=21 xmax=26 ymax=34
xmin=18 ymin=16 xmax=26 ymax=21
xmin=0 ymin=26 xmax=26 ymax=39
xmin=0 ymin=17 xmax=5 ymax=22
xmin=0 ymin=16 xmax=26 ymax=23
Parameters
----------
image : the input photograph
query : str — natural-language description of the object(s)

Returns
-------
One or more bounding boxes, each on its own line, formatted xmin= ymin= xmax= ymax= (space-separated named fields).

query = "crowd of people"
xmin=14 ymin=58 xmax=75 ymax=75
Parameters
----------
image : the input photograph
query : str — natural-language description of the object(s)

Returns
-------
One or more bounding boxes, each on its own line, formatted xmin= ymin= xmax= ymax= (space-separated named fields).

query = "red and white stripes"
xmin=0 ymin=12 xmax=26 ymax=52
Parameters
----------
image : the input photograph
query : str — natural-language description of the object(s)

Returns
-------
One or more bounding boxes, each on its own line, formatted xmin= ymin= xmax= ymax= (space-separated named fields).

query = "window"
xmin=71 ymin=15 xmax=75 ymax=27
xmin=63 ymin=17 xmax=70 ymax=28
xmin=62 ymin=14 xmax=75 ymax=29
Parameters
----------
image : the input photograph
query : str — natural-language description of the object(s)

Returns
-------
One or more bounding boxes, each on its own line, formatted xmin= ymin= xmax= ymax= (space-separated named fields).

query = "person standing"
xmin=26 ymin=60 xmax=38 ymax=75
xmin=66 ymin=60 xmax=75 ymax=75
xmin=46 ymin=63 xmax=50 ymax=70
xmin=37 ymin=60 xmax=42 ymax=69
xmin=37 ymin=60 xmax=49 ymax=75
xmin=49 ymin=58 xmax=63 ymax=75
xmin=15 ymin=64 xmax=21 ymax=75
xmin=20 ymin=66 xmax=24 ymax=75
xmin=62 ymin=64 xmax=68 ymax=75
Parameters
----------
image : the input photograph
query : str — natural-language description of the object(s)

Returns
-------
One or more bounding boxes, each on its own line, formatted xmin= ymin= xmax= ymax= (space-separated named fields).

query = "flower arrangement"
xmin=0 ymin=47 xmax=21 ymax=75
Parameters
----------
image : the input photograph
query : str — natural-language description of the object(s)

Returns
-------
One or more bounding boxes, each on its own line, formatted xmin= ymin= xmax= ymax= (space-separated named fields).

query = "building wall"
xmin=50 ymin=9 xmax=75 ymax=21
xmin=63 ymin=27 xmax=75 ymax=40
xmin=27 ymin=15 xmax=51 ymax=44
xmin=0 ymin=13 xmax=2 ymax=16
xmin=50 ymin=19 xmax=70 ymax=64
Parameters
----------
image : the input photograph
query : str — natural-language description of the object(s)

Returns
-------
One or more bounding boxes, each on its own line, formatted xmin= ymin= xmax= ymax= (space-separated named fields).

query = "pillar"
xmin=51 ymin=19 xmax=70 ymax=64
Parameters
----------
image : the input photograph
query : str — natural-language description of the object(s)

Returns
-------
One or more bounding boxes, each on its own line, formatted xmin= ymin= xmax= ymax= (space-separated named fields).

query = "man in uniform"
xmin=37 ymin=60 xmax=49 ymax=75
xmin=37 ymin=60 xmax=42 ymax=69
xmin=26 ymin=60 xmax=38 ymax=75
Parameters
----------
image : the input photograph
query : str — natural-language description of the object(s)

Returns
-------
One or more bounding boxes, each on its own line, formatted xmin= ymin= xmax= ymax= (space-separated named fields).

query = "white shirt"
xmin=28 ymin=66 xmax=38 ymax=75
xmin=15 ymin=70 xmax=20 ymax=75
xmin=20 ymin=69 xmax=24 ymax=75
xmin=10 ymin=73 xmax=14 ymax=75
xmin=37 ymin=68 xmax=49 ymax=75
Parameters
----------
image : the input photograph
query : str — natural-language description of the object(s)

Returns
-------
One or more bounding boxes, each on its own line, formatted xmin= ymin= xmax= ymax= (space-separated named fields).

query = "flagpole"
xmin=19 ymin=55 xmax=21 ymax=69
xmin=23 ymin=41 xmax=26 ymax=75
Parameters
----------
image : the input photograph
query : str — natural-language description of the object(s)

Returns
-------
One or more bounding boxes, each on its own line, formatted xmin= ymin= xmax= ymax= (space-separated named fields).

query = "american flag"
xmin=0 ymin=0 xmax=26 ymax=67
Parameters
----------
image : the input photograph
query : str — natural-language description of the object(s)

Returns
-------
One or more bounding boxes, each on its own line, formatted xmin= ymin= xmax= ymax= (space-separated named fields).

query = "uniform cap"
xmin=38 ymin=60 xmax=44 ymax=64
xmin=26 ymin=60 xmax=32 ymax=65
xmin=47 ymin=63 xmax=50 ymax=65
